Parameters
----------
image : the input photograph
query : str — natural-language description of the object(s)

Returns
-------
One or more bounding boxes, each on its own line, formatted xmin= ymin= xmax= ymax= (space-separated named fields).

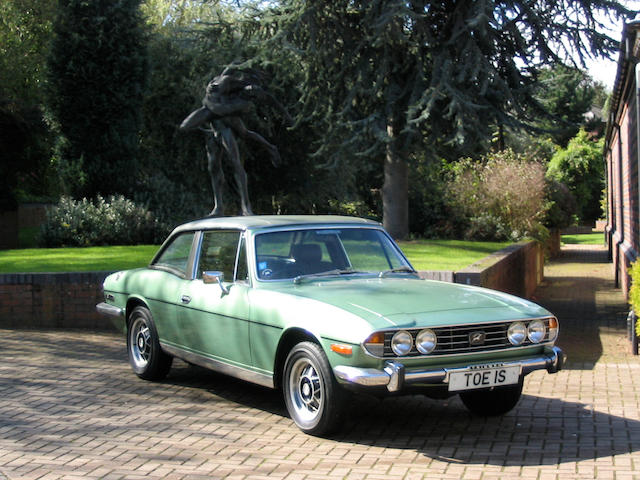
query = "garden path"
xmin=534 ymin=242 xmax=633 ymax=367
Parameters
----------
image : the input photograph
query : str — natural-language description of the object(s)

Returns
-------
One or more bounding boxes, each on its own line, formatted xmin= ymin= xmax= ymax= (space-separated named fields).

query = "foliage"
xmin=265 ymin=0 xmax=631 ymax=239
xmin=534 ymin=66 xmax=602 ymax=147
xmin=0 ymin=0 xmax=58 ymax=209
xmin=447 ymin=150 xmax=549 ymax=241
xmin=546 ymin=129 xmax=604 ymax=223
xmin=0 ymin=0 xmax=56 ymax=104
xmin=628 ymin=260 xmax=640 ymax=337
xmin=39 ymin=196 xmax=168 ymax=247
xmin=47 ymin=0 xmax=148 ymax=198
xmin=0 ymin=100 xmax=55 ymax=210
xmin=408 ymin=158 xmax=461 ymax=238
xmin=544 ymin=179 xmax=578 ymax=230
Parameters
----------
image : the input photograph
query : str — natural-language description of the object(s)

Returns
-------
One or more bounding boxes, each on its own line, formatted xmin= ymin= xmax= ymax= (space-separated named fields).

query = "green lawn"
xmin=0 ymin=239 xmax=512 ymax=274
xmin=0 ymin=245 xmax=160 ymax=273
xmin=399 ymin=239 xmax=511 ymax=270
xmin=561 ymin=233 xmax=604 ymax=245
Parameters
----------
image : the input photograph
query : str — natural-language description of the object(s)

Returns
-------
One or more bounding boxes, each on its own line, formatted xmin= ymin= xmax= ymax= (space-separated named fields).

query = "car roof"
xmin=172 ymin=215 xmax=381 ymax=235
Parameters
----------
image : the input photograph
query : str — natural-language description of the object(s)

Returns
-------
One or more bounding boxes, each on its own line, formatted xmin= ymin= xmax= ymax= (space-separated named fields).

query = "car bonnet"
xmin=275 ymin=277 xmax=551 ymax=329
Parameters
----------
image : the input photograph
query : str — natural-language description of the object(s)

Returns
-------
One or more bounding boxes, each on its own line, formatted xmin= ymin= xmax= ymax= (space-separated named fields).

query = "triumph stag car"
xmin=97 ymin=215 xmax=564 ymax=435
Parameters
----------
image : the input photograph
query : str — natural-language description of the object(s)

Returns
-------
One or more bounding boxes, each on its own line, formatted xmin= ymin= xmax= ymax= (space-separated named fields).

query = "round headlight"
xmin=416 ymin=329 xmax=437 ymax=354
xmin=528 ymin=319 xmax=546 ymax=343
xmin=391 ymin=330 xmax=413 ymax=356
xmin=507 ymin=322 xmax=527 ymax=345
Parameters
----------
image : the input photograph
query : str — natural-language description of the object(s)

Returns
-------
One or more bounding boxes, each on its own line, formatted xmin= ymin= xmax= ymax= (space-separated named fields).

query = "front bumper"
xmin=333 ymin=346 xmax=565 ymax=392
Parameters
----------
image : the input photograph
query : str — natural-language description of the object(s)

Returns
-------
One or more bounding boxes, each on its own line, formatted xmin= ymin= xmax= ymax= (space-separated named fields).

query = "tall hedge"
xmin=47 ymin=0 xmax=147 ymax=198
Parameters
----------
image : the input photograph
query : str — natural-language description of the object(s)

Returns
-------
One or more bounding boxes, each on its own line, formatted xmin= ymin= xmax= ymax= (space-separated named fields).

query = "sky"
xmin=585 ymin=2 xmax=639 ymax=89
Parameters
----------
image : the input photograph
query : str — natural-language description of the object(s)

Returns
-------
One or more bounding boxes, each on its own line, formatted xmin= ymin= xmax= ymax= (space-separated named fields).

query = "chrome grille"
xmin=382 ymin=318 xmax=555 ymax=357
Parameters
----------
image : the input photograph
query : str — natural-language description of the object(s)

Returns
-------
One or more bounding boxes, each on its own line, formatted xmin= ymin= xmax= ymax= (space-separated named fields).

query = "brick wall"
xmin=454 ymin=240 xmax=543 ymax=299
xmin=607 ymin=79 xmax=639 ymax=296
xmin=0 ymin=272 xmax=116 ymax=330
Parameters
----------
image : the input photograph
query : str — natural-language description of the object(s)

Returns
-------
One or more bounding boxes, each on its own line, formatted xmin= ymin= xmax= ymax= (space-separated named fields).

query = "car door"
xmin=176 ymin=230 xmax=251 ymax=368
xmin=145 ymin=230 xmax=198 ymax=348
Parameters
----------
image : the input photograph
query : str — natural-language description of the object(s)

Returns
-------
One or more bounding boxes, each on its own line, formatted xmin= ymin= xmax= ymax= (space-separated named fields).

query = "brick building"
xmin=605 ymin=20 xmax=640 ymax=296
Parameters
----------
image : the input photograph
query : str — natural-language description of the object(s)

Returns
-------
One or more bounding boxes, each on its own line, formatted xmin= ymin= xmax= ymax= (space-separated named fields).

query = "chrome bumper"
xmin=333 ymin=346 xmax=565 ymax=393
xmin=96 ymin=302 xmax=124 ymax=318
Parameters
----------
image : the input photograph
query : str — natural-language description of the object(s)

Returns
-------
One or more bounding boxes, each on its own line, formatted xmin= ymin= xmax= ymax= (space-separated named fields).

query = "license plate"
xmin=448 ymin=365 xmax=520 ymax=392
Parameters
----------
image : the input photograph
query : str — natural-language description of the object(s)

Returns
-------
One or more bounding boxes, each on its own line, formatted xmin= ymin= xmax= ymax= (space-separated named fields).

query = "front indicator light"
xmin=548 ymin=317 xmax=559 ymax=341
xmin=391 ymin=330 xmax=413 ymax=356
xmin=416 ymin=329 xmax=437 ymax=354
xmin=508 ymin=322 xmax=526 ymax=345
xmin=364 ymin=332 xmax=385 ymax=356
xmin=331 ymin=343 xmax=353 ymax=355
xmin=527 ymin=320 xmax=546 ymax=343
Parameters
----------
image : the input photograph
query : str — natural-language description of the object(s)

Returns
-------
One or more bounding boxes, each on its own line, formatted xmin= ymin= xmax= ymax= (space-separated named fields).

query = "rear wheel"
xmin=127 ymin=306 xmax=172 ymax=380
xmin=283 ymin=342 xmax=345 ymax=436
xmin=459 ymin=381 xmax=523 ymax=416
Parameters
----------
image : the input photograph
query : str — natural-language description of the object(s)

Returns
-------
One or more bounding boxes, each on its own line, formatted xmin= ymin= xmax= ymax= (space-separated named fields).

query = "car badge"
xmin=469 ymin=331 xmax=486 ymax=346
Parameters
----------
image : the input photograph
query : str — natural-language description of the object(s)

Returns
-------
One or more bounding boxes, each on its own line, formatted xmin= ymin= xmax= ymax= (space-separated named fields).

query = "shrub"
xmin=544 ymin=179 xmax=578 ymax=230
xmin=629 ymin=261 xmax=640 ymax=337
xmin=447 ymin=150 xmax=549 ymax=241
xmin=39 ymin=195 xmax=168 ymax=247
xmin=546 ymin=129 xmax=604 ymax=223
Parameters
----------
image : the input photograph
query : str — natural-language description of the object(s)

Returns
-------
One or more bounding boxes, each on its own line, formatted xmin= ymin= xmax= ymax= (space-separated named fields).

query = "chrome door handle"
xmin=181 ymin=295 xmax=191 ymax=304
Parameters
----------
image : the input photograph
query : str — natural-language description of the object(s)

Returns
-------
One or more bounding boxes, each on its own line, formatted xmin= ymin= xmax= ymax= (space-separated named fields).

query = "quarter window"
xmin=236 ymin=235 xmax=249 ymax=283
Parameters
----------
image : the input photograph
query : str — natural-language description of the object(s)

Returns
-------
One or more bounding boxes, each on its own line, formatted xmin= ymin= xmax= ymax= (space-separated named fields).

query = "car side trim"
xmin=333 ymin=346 xmax=565 ymax=392
xmin=160 ymin=342 xmax=275 ymax=389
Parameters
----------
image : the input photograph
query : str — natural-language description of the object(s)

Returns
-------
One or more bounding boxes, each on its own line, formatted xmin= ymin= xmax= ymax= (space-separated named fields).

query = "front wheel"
xmin=127 ymin=306 xmax=172 ymax=381
xmin=459 ymin=381 xmax=523 ymax=416
xmin=283 ymin=342 xmax=345 ymax=436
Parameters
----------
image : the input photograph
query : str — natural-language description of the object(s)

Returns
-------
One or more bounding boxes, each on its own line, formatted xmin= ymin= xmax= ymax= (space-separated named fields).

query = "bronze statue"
xmin=180 ymin=67 xmax=290 ymax=216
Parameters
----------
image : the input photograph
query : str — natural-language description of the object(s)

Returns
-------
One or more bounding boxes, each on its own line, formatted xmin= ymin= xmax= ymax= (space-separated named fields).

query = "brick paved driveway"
xmin=1 ymin=244 xmax=640 ymax=479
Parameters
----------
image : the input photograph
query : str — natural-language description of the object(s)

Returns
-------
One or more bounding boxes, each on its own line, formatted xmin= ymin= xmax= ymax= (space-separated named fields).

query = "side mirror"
xmin=203 ymin=270 xmax=230 ymax=295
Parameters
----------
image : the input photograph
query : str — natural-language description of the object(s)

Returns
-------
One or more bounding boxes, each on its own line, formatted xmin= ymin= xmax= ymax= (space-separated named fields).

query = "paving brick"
xmin=1 ymin=244 xmax=640 ymax=479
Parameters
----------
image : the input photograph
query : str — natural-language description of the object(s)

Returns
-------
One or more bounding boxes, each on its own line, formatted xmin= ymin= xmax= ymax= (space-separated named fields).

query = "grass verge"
xmin=561 ymin=233 xmax=604 ymax=245
xmin=0 ymin=239 xmax=512 ymax=273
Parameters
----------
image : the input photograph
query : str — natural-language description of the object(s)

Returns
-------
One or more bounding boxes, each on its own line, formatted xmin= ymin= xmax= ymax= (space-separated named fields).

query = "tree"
xmin=546 ymin=128 xmax=604 ymax=223
xmin=0 ymin=0 xmax=57 ymax=208
xmin=47 ymin=0 xmax=148 ymax=198
xmin=267 ymin=0 xmax=631 ymax=239
xmin=534 ymin=65 xmax=601 ymax=147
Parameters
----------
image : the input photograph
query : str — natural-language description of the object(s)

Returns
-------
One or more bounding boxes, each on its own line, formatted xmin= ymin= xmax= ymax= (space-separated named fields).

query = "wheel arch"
xmin=273 ymin=327 xmax=322 ymax=390
xmin=125 ymin=297 xmax=149 ymax=327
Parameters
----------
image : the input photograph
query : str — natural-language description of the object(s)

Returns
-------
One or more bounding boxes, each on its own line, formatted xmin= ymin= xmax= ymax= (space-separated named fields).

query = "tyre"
xmin=127 ymin=306 xmax=172 ymax=381
xmin=283 ymin=341 xmax=345 ymax=435
xmin=459 ymin=381 xmax=523 ymax=416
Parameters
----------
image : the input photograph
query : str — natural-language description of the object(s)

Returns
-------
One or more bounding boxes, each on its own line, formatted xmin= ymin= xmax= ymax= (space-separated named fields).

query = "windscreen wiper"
xmin=378 ymin=266 xmax=418 ymax=278
xmin=293 ymin=269 xmax=366 ymax=284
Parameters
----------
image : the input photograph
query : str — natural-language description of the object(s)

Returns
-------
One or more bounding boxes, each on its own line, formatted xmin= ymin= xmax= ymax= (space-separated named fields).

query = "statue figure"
xmin=180 ymin=67 xmax=290 ymax=216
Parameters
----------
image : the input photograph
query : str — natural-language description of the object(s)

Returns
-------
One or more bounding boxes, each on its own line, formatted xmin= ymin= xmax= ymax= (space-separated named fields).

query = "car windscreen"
xmin=254 ymin=227 xmax=410 ymax=281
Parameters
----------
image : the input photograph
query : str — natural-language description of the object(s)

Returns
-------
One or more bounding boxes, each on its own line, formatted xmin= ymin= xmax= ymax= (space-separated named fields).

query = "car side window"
xmin=197 ymin=230 xmax=241 ymax=281
xmin=153 ymin=232 xmax=195 ymax=276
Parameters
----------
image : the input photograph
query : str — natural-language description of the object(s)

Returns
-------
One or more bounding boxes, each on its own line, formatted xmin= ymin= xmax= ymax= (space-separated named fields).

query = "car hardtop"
xmin=171 ymin=215 xmax=381 ymax=236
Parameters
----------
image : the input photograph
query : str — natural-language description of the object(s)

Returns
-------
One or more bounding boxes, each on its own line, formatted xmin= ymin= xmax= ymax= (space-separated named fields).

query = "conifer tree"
xmin=48 ymin=0 xmax=147 ymax=198
xmin=270 ymin=0 xmax=631 ymax=238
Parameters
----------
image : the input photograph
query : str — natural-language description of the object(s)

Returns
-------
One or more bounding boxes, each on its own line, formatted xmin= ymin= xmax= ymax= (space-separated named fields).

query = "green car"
xmin=97 ymin=215 xmax=564 ymax=435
